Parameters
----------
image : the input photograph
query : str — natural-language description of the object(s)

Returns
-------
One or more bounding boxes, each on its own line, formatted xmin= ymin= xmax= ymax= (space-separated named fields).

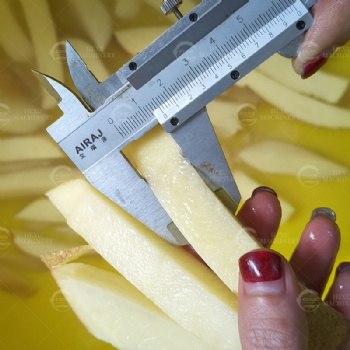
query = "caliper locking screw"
xmin=161 ymin=0 xmax=183 ymax=20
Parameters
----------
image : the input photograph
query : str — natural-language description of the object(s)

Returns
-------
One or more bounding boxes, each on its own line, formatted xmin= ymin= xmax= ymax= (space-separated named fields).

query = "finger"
xmin=236 ymin=186 xmax=282 ymax=248
xmin=290 ymin=208 xmax=340 ymax=295
xmin=293 ymin=0 xmax=350 ymax=78
xmin=238 ymin=249 xmax=308 ymax=349
xmin=326 ymin=262 xmax=350 ymax=319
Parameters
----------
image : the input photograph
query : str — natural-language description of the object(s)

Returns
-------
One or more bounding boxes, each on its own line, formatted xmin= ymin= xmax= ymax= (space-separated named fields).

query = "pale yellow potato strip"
xmin=115 ymin=27 xmax=170 ymax=57
xmin=239 ymin=70 xmax=350 ymax=128
xmin=257 ymin=54 xmax=348 ymax=104
xmin=16 ymin=197 xmax=65 ymax=223
xmin=0 ymin=135 xmax=63 ymax=162
xmin=0 ymin=166 xmax=81 ymax=198
xmin=71 ymin=0 xmax=112 ymax=50
xmin=238 ymin=140 xmax=348 ymax=177
xmin=20 ymin=0 xmax=63 ymax=110
xmin=125 ymin=127 xmax=260 ymax=293
xmin=52 ymin=263 xmax=210 ymax=350
xmin=0 ymin=0 xmax=33 ymax=61
xmin=47 ymin=179 xmax=241 ymax=349
xmin=207 ymin=100 xmax=242 ymax=139
xmin=115 ymin=0 xmax=142 ymax=20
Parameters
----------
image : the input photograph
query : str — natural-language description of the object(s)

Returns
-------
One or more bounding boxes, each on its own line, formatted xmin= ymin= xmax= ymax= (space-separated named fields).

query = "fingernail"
xmin=252 ymin=186 xmax=278 ymax=198
xmin=301 ymin=55 xmax=327 ymax=79
xmin=239 ymin=250 xmax=284 ymax=294
xmin=336 ymin=262 xmax=350 ymax=276
xmin=310 ymin=207 xmax=336 ymax=222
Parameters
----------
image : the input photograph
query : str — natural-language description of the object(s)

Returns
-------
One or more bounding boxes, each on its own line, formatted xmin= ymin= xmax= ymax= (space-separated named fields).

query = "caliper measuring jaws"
xmin=36 ymin=0 xmax=316 ymax=245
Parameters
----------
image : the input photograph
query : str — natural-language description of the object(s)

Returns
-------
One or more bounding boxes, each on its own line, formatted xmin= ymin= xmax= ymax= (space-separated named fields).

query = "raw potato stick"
xmin=16 ymin=197 xmax=66 ymax=223
xmin=239 ymin=70 xmax=350 ymax=128
xmin=48 ymin=137 xmax=349 ymax=349
xmin=237 ymin=140 xmax=348 ymax=177
xmin=48 ymin=179 xmax=241 ymax=349
xmin=0 ymin=0 xmax=33 ymax=61
xmin=51 ymin=262 xmax=210 ymax=350
xmin=71 ymin=0 xmax=112 ymax=51
xmin=0 ymin=166 xmax=81 ymax=198
xmin=125 ymin=126 xmax=260 ymax=293
xmin=257 ymin=54 xmax=349 ymax=104
xmin=0 ymin=135 xmax=63 ymax=162
xmin=20 ymin=0 xmax=63 ymax=110
xmin=115 ymin=27 xmax=170 ymax=56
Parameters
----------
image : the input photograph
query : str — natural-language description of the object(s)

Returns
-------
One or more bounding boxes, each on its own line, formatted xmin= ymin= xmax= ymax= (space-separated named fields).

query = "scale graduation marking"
xmin=55 ymin=0 xmax=312 ymax=173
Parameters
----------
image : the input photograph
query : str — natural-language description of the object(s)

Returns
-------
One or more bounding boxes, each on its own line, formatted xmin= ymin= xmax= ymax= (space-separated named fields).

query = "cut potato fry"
xmin=115 ymin=0 xmax=142 ymax=20
xmin=0 ymin=166 xmax=81 ymax=198
xmin=239 ymin=71 xmax=350 ymax=128
xmin=48 ymin=179 xmax=241 ymax=349
xmin=237 ymin=140 xmax=348 ymax=177
xmin=71 ymin=0 xmax=112 ymax=50
xmin=0 ymin=101 xmax=52 ymax=135
xmin=16 ymin=197 xmax=65 ymax=223
xmin=0 ymin=264 xmax=36 ymax=297
xmin=207 ymin=100 xmax=242 ymax=139
xmin=115 ymin=27 xmax=170 ymax=56
xmin=52 ymin=262 xmax=210 ymax=349
xmin=125 ymin=127 xmax=260 ymax=293
xmin=48 ymin=178 xmax=349 ymax=349
xmin=20 ymin=0 xmax=63 ymax=110
xmin=0 ymin=0 xmax=33 ymax=61
xmin=0 ymin=135 xmax=63 ymax=162
xmin=257 ymin=54 xmax=349 ymax=104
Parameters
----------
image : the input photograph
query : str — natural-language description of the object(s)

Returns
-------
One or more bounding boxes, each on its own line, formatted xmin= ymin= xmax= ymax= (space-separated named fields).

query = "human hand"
xmin=293 ymin=0 xmax=350 ymax=78
xmin=236 ymin=187 xmax=350 ymax=349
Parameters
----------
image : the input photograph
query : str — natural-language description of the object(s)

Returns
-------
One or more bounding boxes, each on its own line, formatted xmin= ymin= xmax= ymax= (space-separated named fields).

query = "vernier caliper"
xmin=37 ymin=0 xmax=316 ymax=245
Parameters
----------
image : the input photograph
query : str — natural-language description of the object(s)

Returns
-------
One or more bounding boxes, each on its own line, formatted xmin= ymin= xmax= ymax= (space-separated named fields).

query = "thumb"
xmin=293 ymin=0 xmax=350 ymax=78
xmin=238 ymin=249 xmax=308 ymax=349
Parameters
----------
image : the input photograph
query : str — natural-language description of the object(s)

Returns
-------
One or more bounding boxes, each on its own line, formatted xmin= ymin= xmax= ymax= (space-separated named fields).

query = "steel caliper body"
xmin=38 ymin=0 xmax=316 ymax=245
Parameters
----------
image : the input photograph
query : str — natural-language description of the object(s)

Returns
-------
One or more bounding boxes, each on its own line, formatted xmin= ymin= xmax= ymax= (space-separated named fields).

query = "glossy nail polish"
xmin=310 ymin=207 xmax=336 ymax=222
xmin=239 ymin=250 xmax=284 ymax=294
xmin=251 ymin=186 xmax=278 ymax=198
xmin=301 ymin=55 xmax=327 ymax=79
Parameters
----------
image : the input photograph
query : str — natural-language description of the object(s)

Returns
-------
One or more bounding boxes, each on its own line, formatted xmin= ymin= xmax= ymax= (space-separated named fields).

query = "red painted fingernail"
xmin=301 ymin=55 xmax=327 ymax=79
xmin=251 ymin=186 xmax=278 ymax=198
xmin=239 ymin=250 xmax=282 ymax=283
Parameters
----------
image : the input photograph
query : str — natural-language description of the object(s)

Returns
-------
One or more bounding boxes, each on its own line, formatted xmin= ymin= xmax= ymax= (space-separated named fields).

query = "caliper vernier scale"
xmin=37 ymin=0 xmax=316 ymax=245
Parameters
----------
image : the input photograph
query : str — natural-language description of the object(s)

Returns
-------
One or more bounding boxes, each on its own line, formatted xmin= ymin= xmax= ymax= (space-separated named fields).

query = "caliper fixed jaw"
xmin=34 ymin=57 xmax=188 ymax=246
